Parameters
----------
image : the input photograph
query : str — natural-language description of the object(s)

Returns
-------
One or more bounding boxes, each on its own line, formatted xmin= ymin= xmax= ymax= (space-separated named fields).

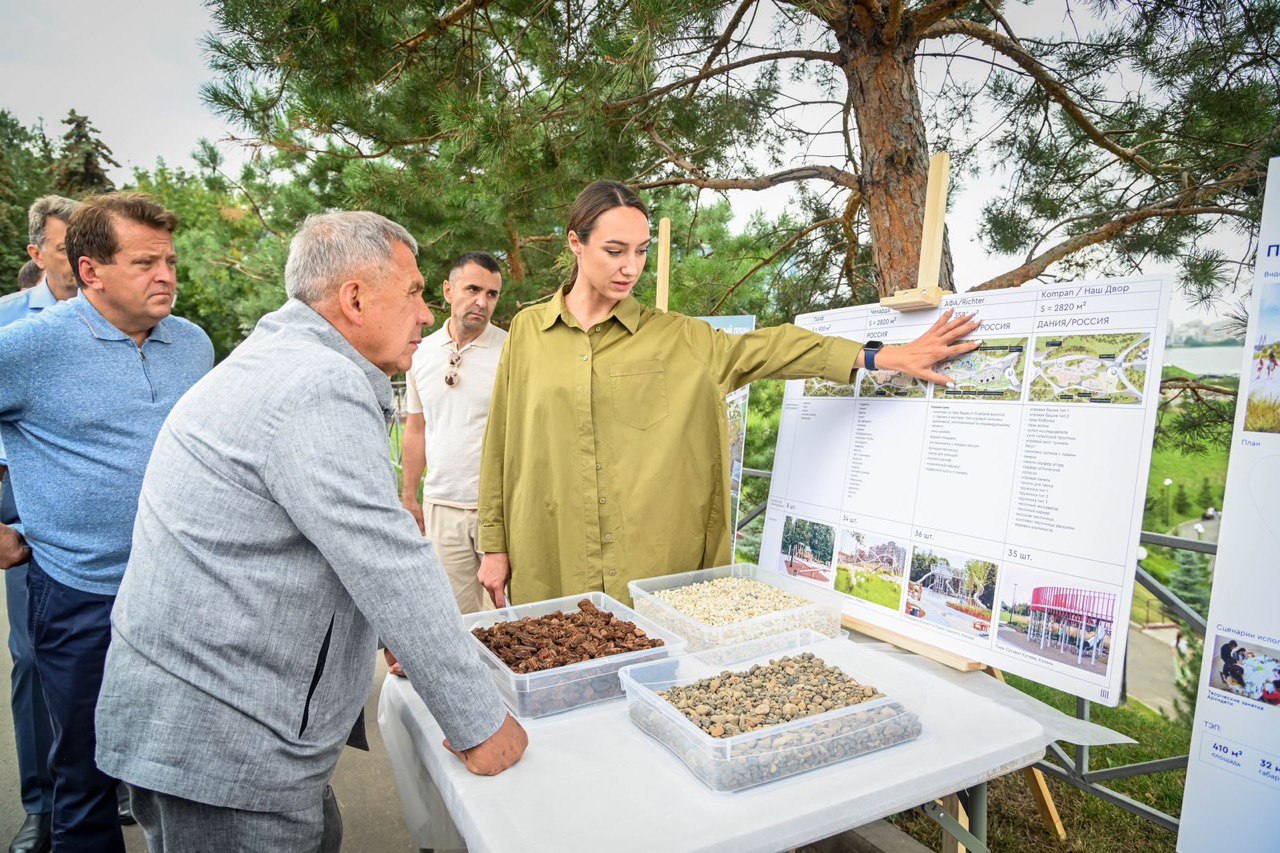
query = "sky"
xmin=0 ymin=0 xmax=1257 ymax=328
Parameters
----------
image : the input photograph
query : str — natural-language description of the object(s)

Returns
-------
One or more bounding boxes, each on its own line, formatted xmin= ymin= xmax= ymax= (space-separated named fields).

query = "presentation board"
xmin=758 ymin=277 xmax=1171 ymax=703
xmin=1178 ymin=158 xmax=1280 ymax=851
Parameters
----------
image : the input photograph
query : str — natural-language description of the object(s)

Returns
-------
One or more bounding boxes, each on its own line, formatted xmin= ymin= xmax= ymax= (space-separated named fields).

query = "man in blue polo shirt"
xmin=0 ymin=192 xmax=213 ymax=852
xmin=0 ymin=194 xmax=80 ymax=853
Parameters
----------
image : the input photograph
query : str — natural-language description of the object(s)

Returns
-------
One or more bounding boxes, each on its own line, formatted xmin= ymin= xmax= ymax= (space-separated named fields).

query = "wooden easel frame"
xmin=656 ymin=217 xmax=671 ymax=311
xmin=860 ymin=149 xmax=1066 ymax=844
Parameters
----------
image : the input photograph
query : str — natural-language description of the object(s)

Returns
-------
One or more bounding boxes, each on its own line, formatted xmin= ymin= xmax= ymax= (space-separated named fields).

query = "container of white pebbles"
xmin=629 ymin=564 xmax=843 ymax=652
xmin=619 ymin=629 xmax=923 ymax=792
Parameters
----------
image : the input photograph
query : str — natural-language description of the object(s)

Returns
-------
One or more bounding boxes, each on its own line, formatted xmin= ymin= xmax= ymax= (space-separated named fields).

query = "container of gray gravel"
xmin=619 ymin=629 xmax=922 ymax=792
xmin=629 ymin=564 xmax=844 ymax=652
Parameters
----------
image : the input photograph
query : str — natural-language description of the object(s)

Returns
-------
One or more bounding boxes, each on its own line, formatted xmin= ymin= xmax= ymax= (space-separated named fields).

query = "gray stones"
xmin=656 ymin=652 xmax=886 ymax=737
xmin=628 ymin=649 xmax=922 ymax=791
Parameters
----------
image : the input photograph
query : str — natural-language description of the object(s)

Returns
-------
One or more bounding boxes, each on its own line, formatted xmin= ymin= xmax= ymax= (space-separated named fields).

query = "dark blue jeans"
xmin=28 ymin=559 xmax=124 ymax=853
xmin=6 ymin=562 xmax=54 ymax=815
xmin=2 ymin=475 xmax=54 ymax=816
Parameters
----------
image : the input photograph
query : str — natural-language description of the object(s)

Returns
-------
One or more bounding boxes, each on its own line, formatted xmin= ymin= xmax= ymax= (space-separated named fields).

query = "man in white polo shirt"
xmin=400 ymin=252 xmax=506 ymax=615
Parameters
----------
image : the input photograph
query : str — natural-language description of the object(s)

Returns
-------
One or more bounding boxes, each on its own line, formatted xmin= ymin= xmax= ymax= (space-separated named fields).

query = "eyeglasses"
xmin=445 ymin=348 xmax=462 ymax=388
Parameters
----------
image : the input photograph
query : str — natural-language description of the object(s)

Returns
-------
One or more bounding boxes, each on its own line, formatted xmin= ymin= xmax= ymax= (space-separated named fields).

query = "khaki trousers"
xmin=425 ymin=503 xmax=490 ymax=614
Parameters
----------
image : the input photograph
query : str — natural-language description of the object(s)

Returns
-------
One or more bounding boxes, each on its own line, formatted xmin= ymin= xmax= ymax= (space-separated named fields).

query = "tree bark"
xmin=504 ymin=221 xmax=527 ymax=283
xmin=841 ymin=31 xmax=953 ymax=297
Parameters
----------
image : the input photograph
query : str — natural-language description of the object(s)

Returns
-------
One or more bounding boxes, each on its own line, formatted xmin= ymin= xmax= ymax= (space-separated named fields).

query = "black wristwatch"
xmin=863 ymin=340 xmax=884 ymax=371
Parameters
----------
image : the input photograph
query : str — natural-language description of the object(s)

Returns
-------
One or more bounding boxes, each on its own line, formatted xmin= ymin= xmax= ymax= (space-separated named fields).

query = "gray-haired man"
xmin=0 ymin=194 xmax=81 ymax=853
xmin=96 ymin=211 xmax=527 ymax=850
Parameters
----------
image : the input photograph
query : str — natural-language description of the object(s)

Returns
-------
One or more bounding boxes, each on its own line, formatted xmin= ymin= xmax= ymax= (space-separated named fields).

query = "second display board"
xmin=759 ymin=276 xmax=1171 ymax=704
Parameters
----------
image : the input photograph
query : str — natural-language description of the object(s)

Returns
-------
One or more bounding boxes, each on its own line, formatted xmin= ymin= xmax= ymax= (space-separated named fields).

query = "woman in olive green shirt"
xmin=477 ymin=181 xmax=979 ymax=607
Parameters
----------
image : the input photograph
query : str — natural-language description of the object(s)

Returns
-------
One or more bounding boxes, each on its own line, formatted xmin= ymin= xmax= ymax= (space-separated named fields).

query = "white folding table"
xmin=378 ymin=638 xmax=1124 ymax=852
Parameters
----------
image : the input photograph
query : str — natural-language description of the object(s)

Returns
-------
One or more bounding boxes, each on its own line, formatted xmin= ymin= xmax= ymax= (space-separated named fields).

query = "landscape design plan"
xmin=759 ymin=277 xmax=1171 ymax=703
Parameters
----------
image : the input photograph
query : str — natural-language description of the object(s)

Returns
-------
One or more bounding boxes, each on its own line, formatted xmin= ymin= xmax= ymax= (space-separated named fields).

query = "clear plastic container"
xmin=628 ymin=564 xmax=844 ymax=652
xmin=619 ymin=630 xmax=923 ymax=792
xmin=462 ymin=592 xmax=687 ymax=719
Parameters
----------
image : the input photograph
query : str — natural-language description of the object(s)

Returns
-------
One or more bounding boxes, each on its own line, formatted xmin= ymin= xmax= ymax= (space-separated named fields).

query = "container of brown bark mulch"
xmin=463 ymin=592 xmax=689 ymax=718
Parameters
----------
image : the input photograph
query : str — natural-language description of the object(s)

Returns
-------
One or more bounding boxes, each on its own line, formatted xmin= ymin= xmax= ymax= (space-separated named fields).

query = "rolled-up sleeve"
xmin=478 ymin=329 xmax=513 ymax=553
xmin=263 ymin=371 xmax=505 ymax=751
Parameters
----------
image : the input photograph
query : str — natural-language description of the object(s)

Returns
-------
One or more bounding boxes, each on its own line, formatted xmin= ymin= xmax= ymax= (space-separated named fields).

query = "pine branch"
xmin=910 ymin=0 xmax=972 ymax=33
xmin=639 ymin=127 xmax=859 ymax=190
xmin=605 ymin=50 xmax=841 ymax=113
xmin=391 ymin=0 xmax=490 ymax=52
xmin=710 ymin=217 xmax=841 ymax=313
xmin=919 ymin=18 xmax=1167 ymax=176
xmin=1160 ymin=377 xmax=1236 ymax=397
xmin=696 ymin=0 xmax=759 ymax=83
xmin=972 ymin=199 xmax=1250 ymax=291
xmin=380 ymin=0 xmax=492 ymax=84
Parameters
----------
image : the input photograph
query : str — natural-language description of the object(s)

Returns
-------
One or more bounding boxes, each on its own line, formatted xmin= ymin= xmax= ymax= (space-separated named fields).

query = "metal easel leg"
xmin=922 ymin=789 xmax=990 ymax=853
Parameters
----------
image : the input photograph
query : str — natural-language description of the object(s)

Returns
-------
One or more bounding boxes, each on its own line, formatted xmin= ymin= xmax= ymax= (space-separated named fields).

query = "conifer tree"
xmin=202 ymin=0 xmax=1278 ymax=310
xmin=51 ymin=109 xmax=119 ymax=195
xmin=0 ymin=111 xmax=56 ymax=294
xmin=1167 ymin=549 xmax=1211 ymax=619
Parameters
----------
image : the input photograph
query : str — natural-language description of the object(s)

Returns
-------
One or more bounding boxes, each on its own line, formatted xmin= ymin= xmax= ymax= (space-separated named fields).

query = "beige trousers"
xmin=425 ymin=503 xmax=490 ymax=615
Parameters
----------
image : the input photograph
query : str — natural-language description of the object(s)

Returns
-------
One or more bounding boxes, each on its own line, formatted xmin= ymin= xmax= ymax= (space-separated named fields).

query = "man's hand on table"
xmin=478 ymin=552 xmax=510 ymax=608
xmin=0 ymin=524 xmax=30 ymax=571
xmin=444 ymin=712 xmax=528 ymax=776
xmin=383 ymin=647 xmax=406 ymax=678
xmin=871 ymin=309 xmax=983 ymax=385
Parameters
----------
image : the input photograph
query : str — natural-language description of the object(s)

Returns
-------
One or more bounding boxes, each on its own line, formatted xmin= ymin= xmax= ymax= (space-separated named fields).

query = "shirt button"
xmin=595 ymin=463 xmax=602 ymax=470
xmin=604 ymin=533 xmax=613 ymax=541
xmin=608 ymin=570 xmax=617 ymax=577
xmin=593 ymin=326 xmax=601 ymax=333
xmin=580 ymin=354 xmax=589 ymax=361
xmin=599 ymin=497 xmax=607 ymax=504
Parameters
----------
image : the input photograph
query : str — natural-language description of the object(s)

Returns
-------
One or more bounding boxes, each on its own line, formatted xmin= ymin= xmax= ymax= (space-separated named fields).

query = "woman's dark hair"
xmin=565 ymin=181 xmax=648 ymax=285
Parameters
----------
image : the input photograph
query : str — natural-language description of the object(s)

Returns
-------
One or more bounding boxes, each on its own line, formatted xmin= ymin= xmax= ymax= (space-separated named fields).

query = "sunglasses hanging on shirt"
xmin=445 ymin=347 xmax=462 ymax=388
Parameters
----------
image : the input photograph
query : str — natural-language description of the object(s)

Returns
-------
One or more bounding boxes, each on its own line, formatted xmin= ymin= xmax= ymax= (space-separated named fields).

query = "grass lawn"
xmin=844 ymin=572 xmax=903 ymax=610
xmin=888 ymin=674 xmax=1188 ymax=851
xmin=1142 ymin=443 xmax=1229 ymax=533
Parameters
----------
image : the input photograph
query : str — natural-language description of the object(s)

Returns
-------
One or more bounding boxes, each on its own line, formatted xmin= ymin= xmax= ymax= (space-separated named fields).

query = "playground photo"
xmin=727 ymin=389 xmax=749 ymax=511
xmin=777 ymin=515 xmax=836 ymax=587
xmin=995 ymin=568 xmax=1117 ymax=675
xmin=904 ymin=545 xmax=998 ymax=642
xmin=1208 ymin=634 xmax=1280 ymax=707
xmin=1243 ymin=286 xmax=1280 ymax=433
xmin=834 ymin=527 xmax=907 ymax=611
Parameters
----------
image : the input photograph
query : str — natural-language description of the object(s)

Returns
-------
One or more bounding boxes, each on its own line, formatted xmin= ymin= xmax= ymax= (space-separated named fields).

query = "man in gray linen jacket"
xmin=96 ymin=211 xmax=527 ymax=851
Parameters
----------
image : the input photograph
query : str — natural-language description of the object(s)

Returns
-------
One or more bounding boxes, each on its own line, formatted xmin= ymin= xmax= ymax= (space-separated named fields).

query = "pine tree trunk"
xmin=842 ymin=37 xmax=954 ymax=298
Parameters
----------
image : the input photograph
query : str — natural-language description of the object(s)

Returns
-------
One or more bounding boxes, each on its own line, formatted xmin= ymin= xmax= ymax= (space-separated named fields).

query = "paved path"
xmin=1125 ymin=624 xmax=1180 ymax=717
xmin=0 ymin=590 xmax=413 ymax=852
xmin=1171 ymin=515 xmax=1219 ymax=543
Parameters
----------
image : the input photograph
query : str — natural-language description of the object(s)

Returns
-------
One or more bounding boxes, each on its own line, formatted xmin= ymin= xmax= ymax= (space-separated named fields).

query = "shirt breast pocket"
xmin=610 ymin=360 xmax=669 ymax=431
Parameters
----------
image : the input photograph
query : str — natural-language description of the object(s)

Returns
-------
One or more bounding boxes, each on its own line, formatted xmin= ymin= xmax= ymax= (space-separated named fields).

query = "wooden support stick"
xmin=656 ymin=217 xmax=671 ymax=312
xmin=881 ymin=152 xmax=950 ymax=312
xmin=985 ymin=667 xmax=1067 ymax=841
xmin=842 ymin=614 xmax=983 ymax=672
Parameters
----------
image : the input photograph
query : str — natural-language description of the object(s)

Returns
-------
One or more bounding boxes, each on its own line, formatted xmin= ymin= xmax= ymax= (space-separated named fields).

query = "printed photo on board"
xmin=778 ymin=516 xmax=836 ymax=587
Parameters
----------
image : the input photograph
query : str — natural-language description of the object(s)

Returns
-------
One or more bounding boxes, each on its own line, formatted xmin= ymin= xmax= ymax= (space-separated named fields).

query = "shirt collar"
xmin=27 ymin=279 xmax=57 ymax=310
xmin=538 ymin=285 xmax=642 ymax=335
xmin=440 ymin=318 xmax=497 ymax=350
xmin=70 ymin=293 xmax=174 ymax=344
xmin=261 ymin=299 xmax=396 ymax=422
